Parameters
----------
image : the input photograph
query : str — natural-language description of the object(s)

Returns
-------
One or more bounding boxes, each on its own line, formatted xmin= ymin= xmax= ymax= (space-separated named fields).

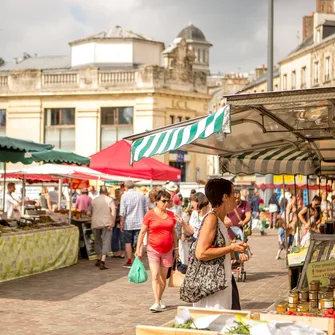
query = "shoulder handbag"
xmin=234 ymin=208 xmax=251 ymax=237
xmin=180 ymin=212 xmax=228 ymax=303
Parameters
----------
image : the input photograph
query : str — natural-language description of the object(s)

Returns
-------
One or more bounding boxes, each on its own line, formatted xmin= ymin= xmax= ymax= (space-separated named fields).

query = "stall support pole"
xmin=283 ymin=176 xmax=288 ymax=267
xmin=68 ymin=179 xmax=72 ymax=224
xmin=2 ymin=163 xmax=6 ymax=213
xmin=294 ymin=175 xmax=300 ymax=248
xmin=58 ymin=179 xmax=62 ymax=210
xmin=307 ymin=176 xmax=310 ymax=205
xmin=21 ymin=174 xmax=26 ymax=216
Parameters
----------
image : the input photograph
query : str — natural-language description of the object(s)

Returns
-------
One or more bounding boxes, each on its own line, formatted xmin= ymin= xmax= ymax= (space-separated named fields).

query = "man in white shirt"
xmin=89 ymin=186 xmax=116 ymax=270
xmin=88 ymin=186 xmax=99 ymax=200
xmin=5 ymin=183 xmax=21 ymax=219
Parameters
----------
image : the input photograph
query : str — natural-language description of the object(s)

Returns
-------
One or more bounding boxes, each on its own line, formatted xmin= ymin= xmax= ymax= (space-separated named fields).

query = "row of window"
xmin=282 ymin=56 xmax=332 ymax=90
xmin=194 ymin=48 xmax=209 ymax=64
xmin=0 ymin=107 xmax=134 ymax=150
xmin=169 ymin=115 xmax=190 ymax=124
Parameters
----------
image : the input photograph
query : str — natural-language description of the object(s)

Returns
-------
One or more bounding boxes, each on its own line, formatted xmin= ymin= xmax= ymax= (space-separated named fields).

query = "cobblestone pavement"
xmin=0 ymin=229 xmax=288 ymax=335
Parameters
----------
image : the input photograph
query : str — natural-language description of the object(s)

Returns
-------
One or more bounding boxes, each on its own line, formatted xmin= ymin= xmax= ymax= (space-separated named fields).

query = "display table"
xmin=0 ymin=225 xmax=79 ymax=282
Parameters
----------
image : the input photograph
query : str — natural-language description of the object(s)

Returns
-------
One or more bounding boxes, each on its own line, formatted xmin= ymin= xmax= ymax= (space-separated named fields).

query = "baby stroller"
xmin=230 ymin=226 xmax=250 ymax=282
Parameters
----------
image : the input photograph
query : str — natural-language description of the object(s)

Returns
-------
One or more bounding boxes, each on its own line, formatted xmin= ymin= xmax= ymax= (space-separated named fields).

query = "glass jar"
xmin=309 ymin=280 xmax=320 ymax=292
xmin=299 ymin=289 xmax=309 ymax=302
xmin=309 ymin=291 xmax=318 ymax=301
xmin=287 ymin=303 xmax=297 ymax=312
xmin=320 ymin=291 xmax=333 ymax=300
xmin=320 ymin=298 xmax=334 ymax=309
xmin=328 ymin=277 xmax=335 ymax=287
xmin=309 ymin=300 xmax=318 ymax=310
xmin=289 ymin=291 xmax=299 ymax=304
xmin=276 ymin=303 xmax=287 ymax=314
xmin=297 ymin=302 xmax=309 ymax=312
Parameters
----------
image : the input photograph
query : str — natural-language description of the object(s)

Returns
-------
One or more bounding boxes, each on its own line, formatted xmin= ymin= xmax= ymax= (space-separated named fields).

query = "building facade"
xmin=0 ymin=25 xmax=211 ymax=182
xmin=239 ymin=0 xmax=335 ymax=94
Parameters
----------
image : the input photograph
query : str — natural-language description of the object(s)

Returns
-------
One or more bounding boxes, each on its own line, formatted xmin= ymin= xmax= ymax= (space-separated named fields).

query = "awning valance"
xmin=221 ymin=146 xmax=319 ymax=176
xmin=130 ymin=106 xmax=231 ymax=164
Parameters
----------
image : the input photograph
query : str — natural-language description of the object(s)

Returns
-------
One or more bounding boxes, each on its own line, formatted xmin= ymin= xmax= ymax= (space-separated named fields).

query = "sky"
xmin=0 ymin=0 xmax=316 ymax=74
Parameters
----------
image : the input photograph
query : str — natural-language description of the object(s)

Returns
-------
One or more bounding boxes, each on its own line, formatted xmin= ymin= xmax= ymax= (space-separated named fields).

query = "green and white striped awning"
xmin=130 ymin=106 xmax=231 ymax=164
xmin=221 ymin=145 xmax=320 ymax=176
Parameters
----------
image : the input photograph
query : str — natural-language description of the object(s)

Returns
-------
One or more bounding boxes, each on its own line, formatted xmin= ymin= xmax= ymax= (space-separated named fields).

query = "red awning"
xmin=89 ymin=140 xmax=181 ymax=181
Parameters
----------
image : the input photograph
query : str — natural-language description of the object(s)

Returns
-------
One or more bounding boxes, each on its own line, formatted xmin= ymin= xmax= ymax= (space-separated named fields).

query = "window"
xmin=283 ymin=74 xmax=287 ymax=90
xmin=177 ymin=116 xmax=183 ymax=123
xmin=291 ymin=71 xmax=296 ymax=89
xmin=317 ymin=29 xmax=321 ymax=43
xmin=202 ymin=50 xmax=206 ymax=63
xmin=185 ymin=117 xmax=190 ymax=121
xmin=169 ymin=115 xmax=175 ymax=124
xmin=301 ymin=66 xmax=307 ymax=88
xmin=314 ymin=61 xmax=319 ymax=85
xmin=197 ymin=49 xmax=201 ymax=63
xmin=0 ymin=110 xmax=5 ymax=136
xmin=274 ymin=84 xmax=278 ymax=91
xmin=325 ymin=56 xmax=330 ymax=81
xmin=44 ymin=108 xmax=75 ymax=150
xmin=100 ymin=107 xmax=133 ymax=149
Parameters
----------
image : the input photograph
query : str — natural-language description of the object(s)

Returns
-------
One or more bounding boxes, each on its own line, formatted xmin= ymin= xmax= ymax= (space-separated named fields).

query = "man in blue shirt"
xmin=120 ymin=180 xmax=147 ymax=268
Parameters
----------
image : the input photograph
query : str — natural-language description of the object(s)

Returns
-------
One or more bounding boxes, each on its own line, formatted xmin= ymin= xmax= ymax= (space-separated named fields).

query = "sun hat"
xmin=165 ymin=181 xmax=178 ymax=192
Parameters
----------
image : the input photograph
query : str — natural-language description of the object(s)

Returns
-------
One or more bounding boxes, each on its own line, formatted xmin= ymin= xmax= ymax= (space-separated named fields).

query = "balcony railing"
xmin=0 ymin=76 xmax=8 ymax=87
xmin=99 ymin=71 xmax=135 ymax=85
xmin=42 ymin=73 xmax=78 ymax=86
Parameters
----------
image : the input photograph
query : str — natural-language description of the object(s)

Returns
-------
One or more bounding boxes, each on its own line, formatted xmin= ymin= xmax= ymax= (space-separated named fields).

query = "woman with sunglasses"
xmin=136 ymin=190 xmax=178 ymax=313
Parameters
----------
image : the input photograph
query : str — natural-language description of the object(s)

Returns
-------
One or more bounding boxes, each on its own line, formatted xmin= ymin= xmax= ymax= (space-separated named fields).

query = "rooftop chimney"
xmin=302 ymin=15 xmax=314 ymax=41
xmin=255 ymin=66 xmax=267 ymax=79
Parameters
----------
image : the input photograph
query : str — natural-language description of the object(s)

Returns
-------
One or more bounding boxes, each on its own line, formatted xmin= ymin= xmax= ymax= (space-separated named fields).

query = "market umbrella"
xmin=0 ymin=149 xmax=90 ymax=166
xmin=0 ymin=136 xmax=54 ymax=212
xmin=3 ymin=164 xmax=137 ymax=182
xmin=89 ymin=139 xmax=181 ymax=181
xmin=0 ymin=136 xmax=53 ymax=152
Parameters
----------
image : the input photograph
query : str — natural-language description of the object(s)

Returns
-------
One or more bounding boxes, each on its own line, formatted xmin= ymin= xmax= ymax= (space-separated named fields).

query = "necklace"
xmin=154 ymin=208 xmax=168 ymax=219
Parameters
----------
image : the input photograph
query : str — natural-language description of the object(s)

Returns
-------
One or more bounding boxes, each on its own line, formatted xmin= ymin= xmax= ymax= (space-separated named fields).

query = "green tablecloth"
xmin=0 ymin=225 xmax=79 ymax=282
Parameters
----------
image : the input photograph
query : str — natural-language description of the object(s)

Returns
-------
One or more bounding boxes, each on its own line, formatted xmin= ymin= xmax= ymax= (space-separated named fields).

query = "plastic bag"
xmin=128 ymin=257 xmax=148 ymax=284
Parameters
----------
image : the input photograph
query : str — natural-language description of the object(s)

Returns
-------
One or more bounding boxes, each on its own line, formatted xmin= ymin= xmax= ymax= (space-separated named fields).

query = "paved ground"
xmin=0 ymin=229 xmax=288 ymax=335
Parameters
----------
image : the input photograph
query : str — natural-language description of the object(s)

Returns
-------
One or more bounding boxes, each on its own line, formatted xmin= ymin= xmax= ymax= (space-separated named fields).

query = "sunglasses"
xmin=160 ymin=199 xmax=172 ymax=204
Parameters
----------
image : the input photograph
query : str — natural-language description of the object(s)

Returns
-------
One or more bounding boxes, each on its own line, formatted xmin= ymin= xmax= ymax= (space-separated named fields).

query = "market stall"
xmin=3 ymin=163 xmax=136 ymax=260
xmin=0 ymin=139 xmax=93 ymax=281
xmin=0 ymin=222 xmax=78 ymax=283
xmin=126 ymin=87 xmax=335 ymax=325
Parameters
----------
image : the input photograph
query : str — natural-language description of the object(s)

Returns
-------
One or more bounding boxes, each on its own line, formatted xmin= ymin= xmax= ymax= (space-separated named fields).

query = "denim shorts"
xmin=123 ymin=229 xmax=140 ymax=248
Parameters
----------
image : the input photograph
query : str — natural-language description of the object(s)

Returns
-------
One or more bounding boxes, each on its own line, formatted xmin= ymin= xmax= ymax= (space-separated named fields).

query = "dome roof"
xmin=177 ymin=23 xmax=211 ymax=44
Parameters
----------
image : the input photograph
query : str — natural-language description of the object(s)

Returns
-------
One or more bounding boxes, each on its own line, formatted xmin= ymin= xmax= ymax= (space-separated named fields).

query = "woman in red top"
xmin=136 ymin=190 xmax=178 ymax=313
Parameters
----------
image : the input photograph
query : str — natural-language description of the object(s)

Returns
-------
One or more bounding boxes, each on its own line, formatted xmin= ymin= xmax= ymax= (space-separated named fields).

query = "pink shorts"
xmin=147 ymin=244 xmax=174 ymax=268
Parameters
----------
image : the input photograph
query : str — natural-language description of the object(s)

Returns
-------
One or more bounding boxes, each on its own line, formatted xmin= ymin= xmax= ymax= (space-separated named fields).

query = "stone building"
xmin=239 ymin=0 xmax=335 ymax=93
xmin=0 ymin=25 xmax=211 ymax=182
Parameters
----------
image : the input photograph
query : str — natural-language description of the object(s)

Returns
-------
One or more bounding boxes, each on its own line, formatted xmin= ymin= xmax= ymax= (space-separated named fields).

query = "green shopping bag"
xmin=128 ymin=257 xmax=148 ymax=284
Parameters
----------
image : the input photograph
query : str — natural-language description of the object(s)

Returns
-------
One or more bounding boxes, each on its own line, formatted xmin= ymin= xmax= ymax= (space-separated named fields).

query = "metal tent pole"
xmin=2 ymin=163 xmax=6 ymax=213
xmin=21 ymin=173 xmax=26 ymax=216
xmin=68 ymin=179 xmax=72 ymax=224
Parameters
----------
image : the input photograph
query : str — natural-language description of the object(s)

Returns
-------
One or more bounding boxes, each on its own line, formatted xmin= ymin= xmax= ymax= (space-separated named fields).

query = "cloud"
xmin=0 ymin=0 xmax=316 ymax=73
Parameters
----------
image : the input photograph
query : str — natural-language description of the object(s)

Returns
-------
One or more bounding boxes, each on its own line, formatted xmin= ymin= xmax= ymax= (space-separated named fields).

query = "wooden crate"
xmin=260 ymin=313 xmax=335 ymax=334
xmin=136 ymin=306 xmax=251 ymax=335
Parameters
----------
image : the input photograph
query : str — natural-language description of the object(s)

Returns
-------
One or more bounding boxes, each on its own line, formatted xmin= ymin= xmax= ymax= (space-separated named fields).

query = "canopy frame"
xmin=126 ymin=87 xmax=335 ymax=176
